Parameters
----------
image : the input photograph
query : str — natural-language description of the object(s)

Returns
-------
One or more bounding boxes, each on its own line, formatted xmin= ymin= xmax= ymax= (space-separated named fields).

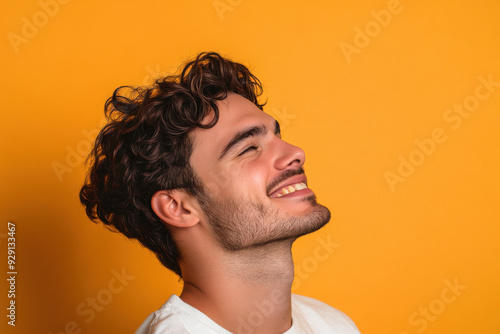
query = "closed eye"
xmin=238 ymin=145 xmax=258 ymax=156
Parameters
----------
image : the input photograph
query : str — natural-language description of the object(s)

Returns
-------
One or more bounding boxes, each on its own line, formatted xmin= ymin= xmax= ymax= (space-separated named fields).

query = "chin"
xmin=301 ymin=203 xmax=331 ymax=233
xmin=298 ymin=196 xmax=331 ymax=221
xmin=279 ymin=202 xmax=331 ymax=242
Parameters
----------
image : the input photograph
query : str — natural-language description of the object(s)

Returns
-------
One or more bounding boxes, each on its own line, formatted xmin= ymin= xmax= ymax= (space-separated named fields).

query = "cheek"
xmin=199 ymin=162 xmax=247 ymax=199
xmin=237 ymin=159 xmax=270 ymax=198
xmin=201 ymin=157 xmax=272 ymax=200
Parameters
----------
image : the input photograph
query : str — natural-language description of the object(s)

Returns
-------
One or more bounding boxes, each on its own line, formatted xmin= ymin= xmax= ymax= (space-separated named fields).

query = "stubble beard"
xmin=198 ymin=191 xmax=331 ymax=252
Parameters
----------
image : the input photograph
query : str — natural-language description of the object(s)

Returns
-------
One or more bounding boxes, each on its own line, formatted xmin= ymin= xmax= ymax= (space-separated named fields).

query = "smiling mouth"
xmin=273 ymin=182 xmax=308 ymax=198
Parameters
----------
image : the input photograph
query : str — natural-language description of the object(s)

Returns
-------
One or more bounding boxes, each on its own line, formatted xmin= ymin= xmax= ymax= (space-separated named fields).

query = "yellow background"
xmin=2 ymin=0 xmax=499 ymax=333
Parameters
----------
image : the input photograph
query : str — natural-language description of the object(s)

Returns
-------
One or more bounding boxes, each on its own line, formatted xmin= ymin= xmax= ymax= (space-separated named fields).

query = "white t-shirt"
xmin=135 ymin=294 xmax=361 ymax=334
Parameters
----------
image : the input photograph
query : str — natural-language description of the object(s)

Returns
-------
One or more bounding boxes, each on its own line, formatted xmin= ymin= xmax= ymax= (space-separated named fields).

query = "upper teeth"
xmin=276 ymin=182 xmax=307 ymax=197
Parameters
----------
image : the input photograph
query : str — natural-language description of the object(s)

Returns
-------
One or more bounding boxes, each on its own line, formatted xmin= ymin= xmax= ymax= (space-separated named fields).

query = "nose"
xmin=273 ymin=138 xmax=305 ymax=170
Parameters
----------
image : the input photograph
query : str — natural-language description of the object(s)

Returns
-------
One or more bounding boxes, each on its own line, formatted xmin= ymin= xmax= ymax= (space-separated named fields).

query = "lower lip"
xmin=274 ymin=187 xmax=314 ymax=199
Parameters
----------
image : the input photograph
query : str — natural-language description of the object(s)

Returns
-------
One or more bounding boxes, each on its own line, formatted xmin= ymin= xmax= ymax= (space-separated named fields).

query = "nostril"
xmin=273 ymin=141 xmax=305 ymax=170
xmin=288 ymin=158 xmax=302 ymax=167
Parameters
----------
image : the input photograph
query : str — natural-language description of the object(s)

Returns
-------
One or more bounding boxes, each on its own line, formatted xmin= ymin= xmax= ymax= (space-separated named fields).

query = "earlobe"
xmin=151 ymin=190 xmax=200 ymax=228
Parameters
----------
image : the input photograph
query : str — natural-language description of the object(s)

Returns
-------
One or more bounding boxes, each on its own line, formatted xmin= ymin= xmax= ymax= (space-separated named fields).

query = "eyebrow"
xmin=219 ymin=120 xmax=281 ymax=160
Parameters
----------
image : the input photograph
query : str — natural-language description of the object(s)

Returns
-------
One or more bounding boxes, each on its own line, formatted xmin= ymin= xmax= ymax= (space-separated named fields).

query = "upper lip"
xmin=268 ymin=174 xmax=308 ymax=198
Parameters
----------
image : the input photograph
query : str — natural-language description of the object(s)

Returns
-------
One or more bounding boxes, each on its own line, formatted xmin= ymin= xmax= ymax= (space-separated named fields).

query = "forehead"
xmin=190 ymin=93 xmax=274 ymax=157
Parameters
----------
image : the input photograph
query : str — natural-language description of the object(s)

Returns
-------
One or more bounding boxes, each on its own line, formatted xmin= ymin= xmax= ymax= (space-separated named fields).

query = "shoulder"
xmin=134 ymin=295 xmax=189 ymax=334
xmin=291 ymin=294 xmax=361 ymax=333
xmin=134 ymin=295 xmax=231 ymax=334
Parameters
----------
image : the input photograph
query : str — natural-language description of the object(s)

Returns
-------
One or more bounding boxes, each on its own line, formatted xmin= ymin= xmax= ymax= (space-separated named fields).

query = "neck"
xmin=180 ymin=239 xmax=296 ymax=334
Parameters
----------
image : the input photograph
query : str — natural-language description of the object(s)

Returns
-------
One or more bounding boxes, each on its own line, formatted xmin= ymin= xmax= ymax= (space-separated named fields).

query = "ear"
xmin=151 ymin=190 xmax=200 ymax=228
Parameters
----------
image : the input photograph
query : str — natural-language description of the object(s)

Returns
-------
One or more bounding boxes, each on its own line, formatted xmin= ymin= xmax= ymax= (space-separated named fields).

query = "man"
xmin=80 ymin=52 xmax=360 ymax=333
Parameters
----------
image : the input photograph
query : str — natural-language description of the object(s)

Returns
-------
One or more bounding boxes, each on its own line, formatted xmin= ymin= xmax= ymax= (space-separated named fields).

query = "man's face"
xmin=189 ymin=93 xmax=330 ymax=251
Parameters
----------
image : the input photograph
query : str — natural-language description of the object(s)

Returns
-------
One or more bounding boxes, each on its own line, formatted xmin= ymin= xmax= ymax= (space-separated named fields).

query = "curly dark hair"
xmin=79 ymin=52 xmax=266 ymax=277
